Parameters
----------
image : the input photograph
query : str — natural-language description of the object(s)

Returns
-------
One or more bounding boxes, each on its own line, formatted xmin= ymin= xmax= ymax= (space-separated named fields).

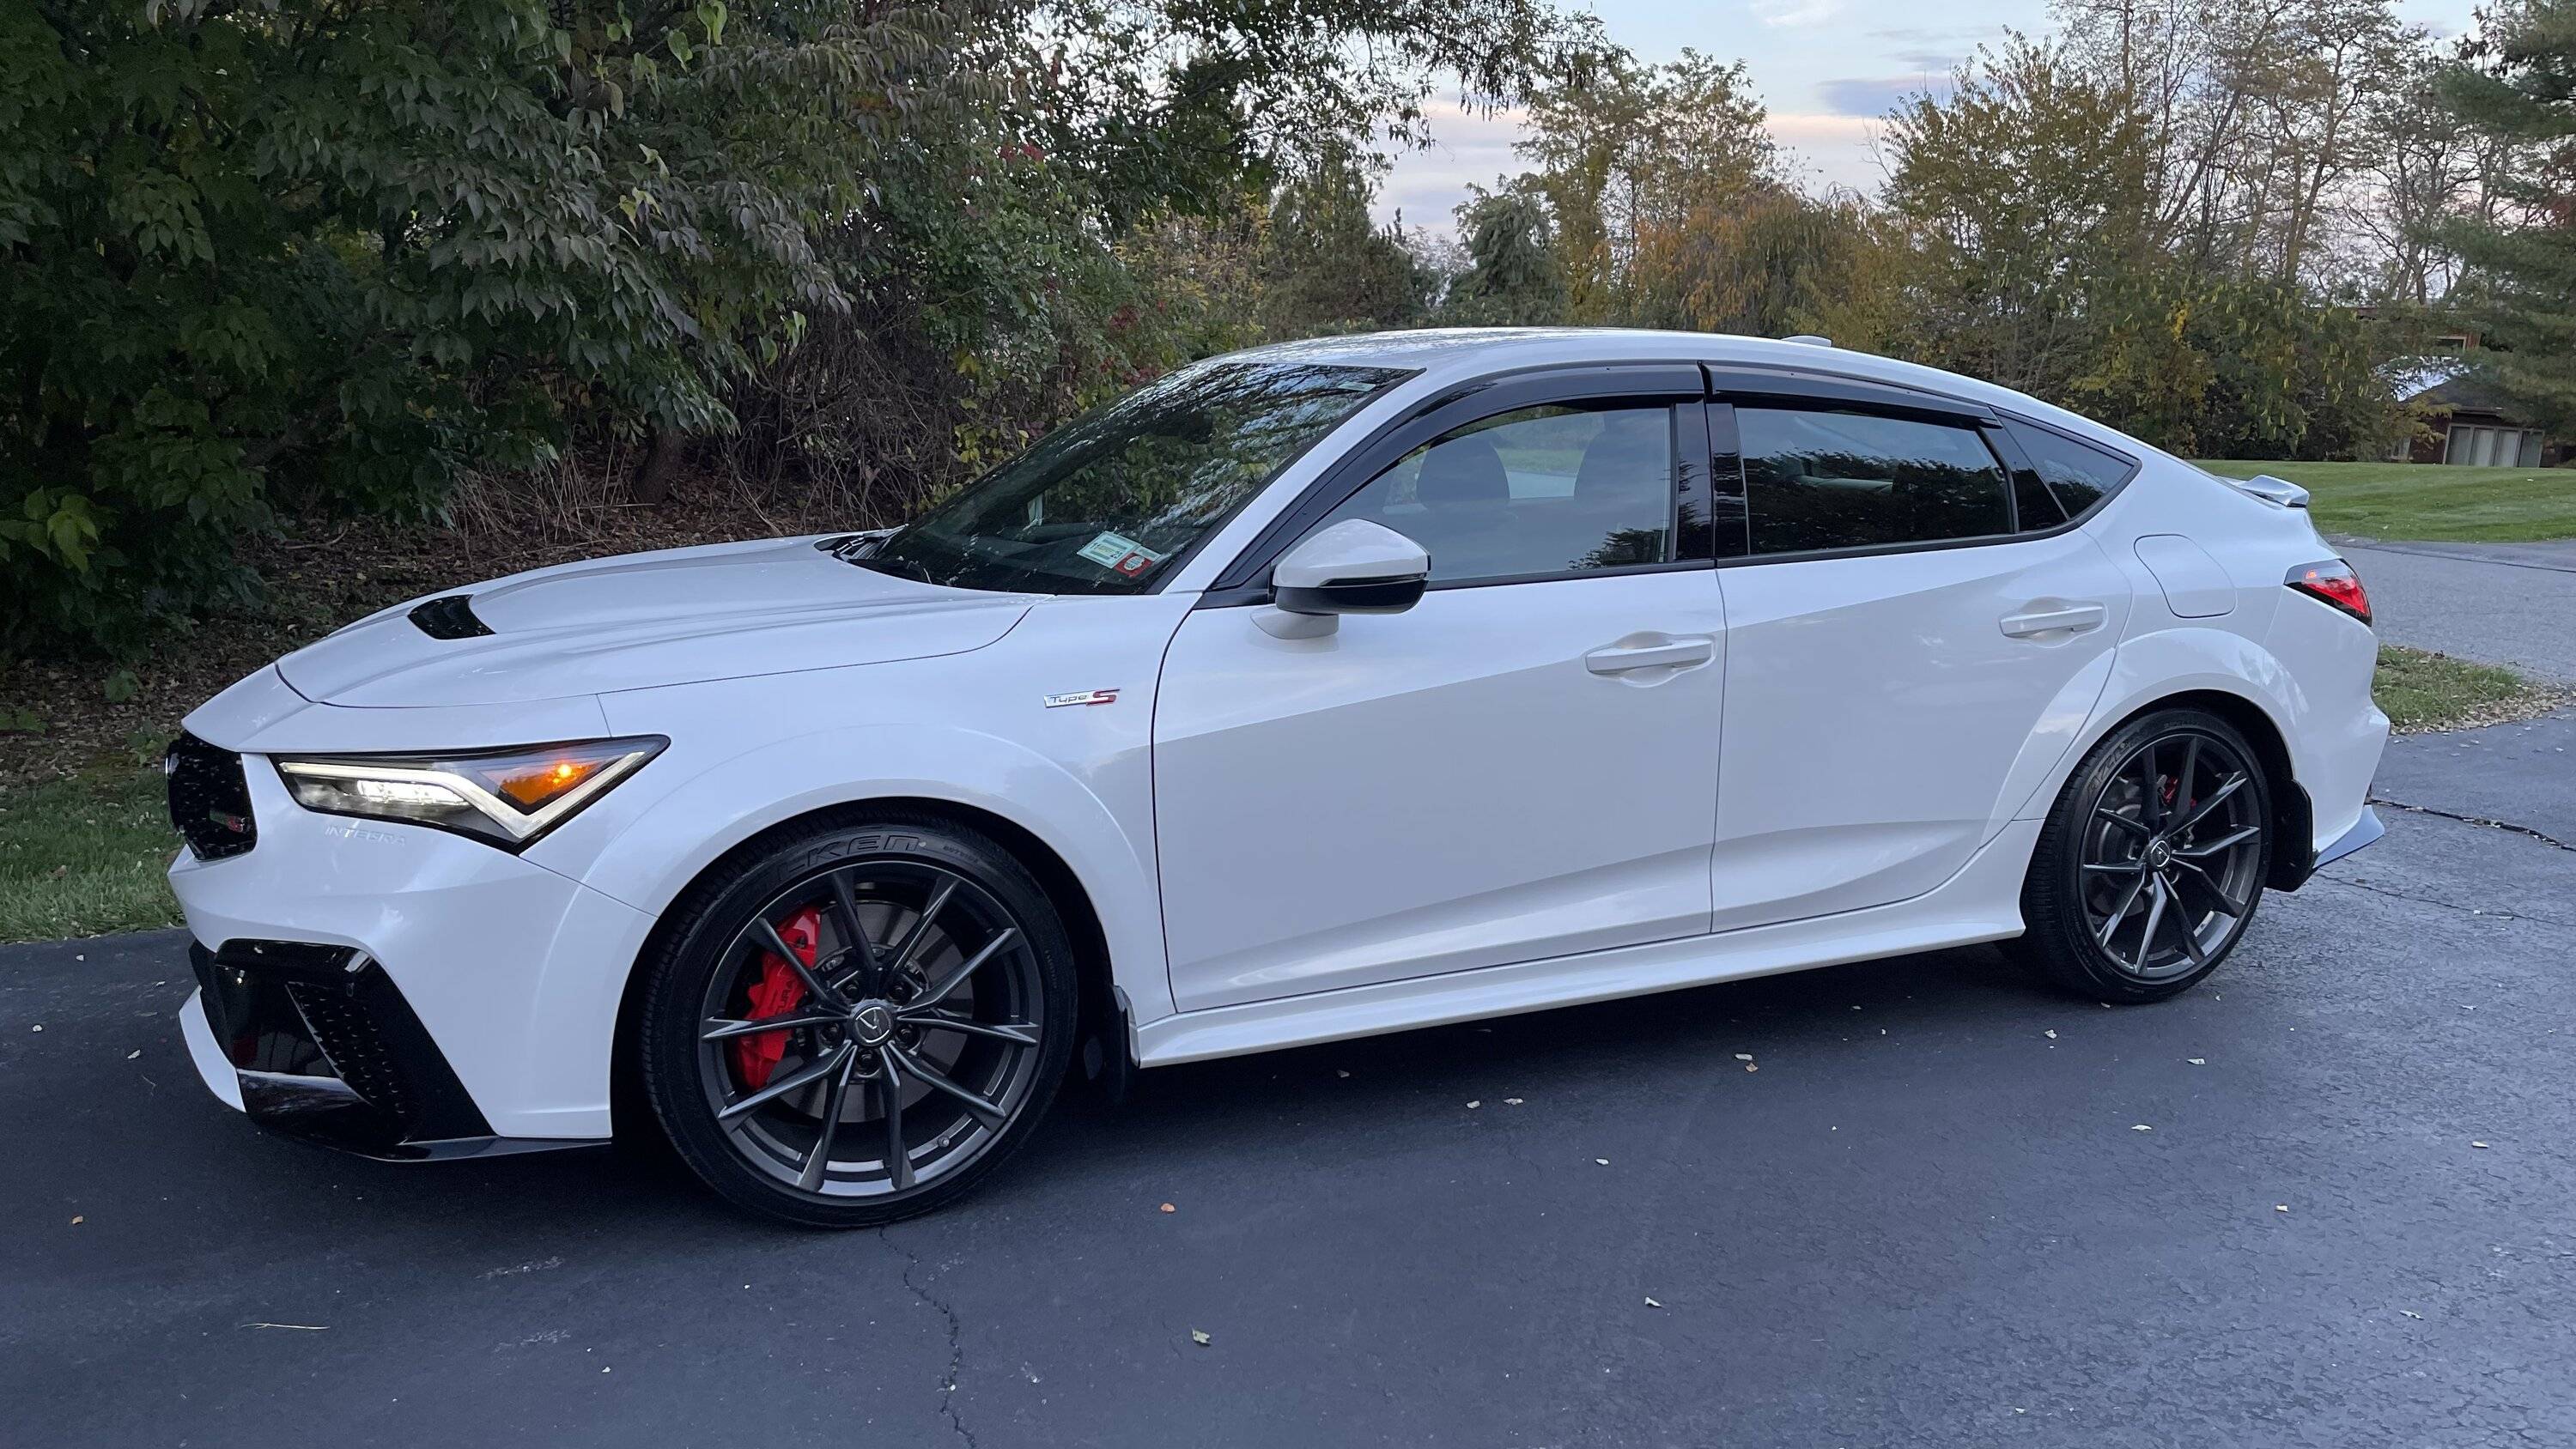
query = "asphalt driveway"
xmin=4 ymin=718 xmax=2573 ymax=1448
xmin=2337 ymin=536 xmax=2576 ymax=682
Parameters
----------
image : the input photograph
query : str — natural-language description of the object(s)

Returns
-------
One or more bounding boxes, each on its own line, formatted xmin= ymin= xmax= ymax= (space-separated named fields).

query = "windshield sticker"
xmin=1076 ymin=531 xmax=1168 ymax=579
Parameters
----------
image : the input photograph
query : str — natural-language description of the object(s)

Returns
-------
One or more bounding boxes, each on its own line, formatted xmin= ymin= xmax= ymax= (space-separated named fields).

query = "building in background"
xmin=2384 ymin=353 xmax=2567 ymax=468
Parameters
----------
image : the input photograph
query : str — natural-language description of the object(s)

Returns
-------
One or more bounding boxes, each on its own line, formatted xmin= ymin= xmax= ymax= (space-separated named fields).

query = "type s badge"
xmin=1042 ymin=688 xmax=1121 ymax=708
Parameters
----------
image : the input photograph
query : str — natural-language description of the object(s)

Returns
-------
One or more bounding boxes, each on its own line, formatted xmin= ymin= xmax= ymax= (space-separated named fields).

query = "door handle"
xmin=1584 ymin=637 xmax=1716 ymax=674
xmin=1999 ymin=603 xmax=2107 ymax=639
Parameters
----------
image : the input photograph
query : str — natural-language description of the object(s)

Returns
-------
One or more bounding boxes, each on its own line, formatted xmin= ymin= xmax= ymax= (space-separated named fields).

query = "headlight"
xmin=274 ymin=737 xmax=666 ymax=850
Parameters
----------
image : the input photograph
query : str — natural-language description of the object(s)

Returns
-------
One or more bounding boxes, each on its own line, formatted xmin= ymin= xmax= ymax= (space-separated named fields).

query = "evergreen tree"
xmin=2433 ymin=0 xmax=2576 ymax=434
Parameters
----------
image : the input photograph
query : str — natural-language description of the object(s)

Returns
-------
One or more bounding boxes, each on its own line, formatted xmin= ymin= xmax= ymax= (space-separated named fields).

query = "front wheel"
xmin=639 ymin=815 xmax=1077 ymax=1227
xmin=2012 ymin=707 xmax=2274 ymax=1003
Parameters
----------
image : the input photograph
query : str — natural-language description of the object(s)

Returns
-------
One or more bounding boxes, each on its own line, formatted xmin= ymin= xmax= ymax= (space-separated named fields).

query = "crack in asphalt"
xmin=880 ymin=1225 xmax=975 ymax=1448
xmin=2313 ymin=871 xmax=2576 ymax=931
xmin=2369 ymin=796 xmax=2576 ymax=853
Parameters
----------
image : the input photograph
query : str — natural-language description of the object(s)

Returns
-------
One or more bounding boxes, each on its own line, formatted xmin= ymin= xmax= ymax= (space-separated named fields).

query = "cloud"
xmin=1371 ymin=99 xmax=1532 ymax=236
xmin=1818 ymin=74 xmax=1952 ymax=118
xmin=1765 ymin=113 xmax=1886 ymax=194
xmin=1754 ymin=0 xmax=1844 ymax=27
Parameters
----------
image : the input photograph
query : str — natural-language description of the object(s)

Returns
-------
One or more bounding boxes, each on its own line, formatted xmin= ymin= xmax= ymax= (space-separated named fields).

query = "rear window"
xmin=1738 ymin=408 xmax=2014 ymax=555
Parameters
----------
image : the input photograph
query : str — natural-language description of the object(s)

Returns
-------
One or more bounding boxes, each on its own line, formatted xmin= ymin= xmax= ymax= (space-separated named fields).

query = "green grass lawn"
xmin=2192 ymin=459 xmax=2576 ymax=543
xmin=0 ymin=765 xmax=181 ymax=943
xmin=2372 ymin=643 xmax=2563 ymax=733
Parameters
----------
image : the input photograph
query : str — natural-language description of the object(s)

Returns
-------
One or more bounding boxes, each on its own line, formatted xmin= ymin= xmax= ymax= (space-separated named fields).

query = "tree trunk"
xmin=632 ymin=427 xmax=686 ymax=506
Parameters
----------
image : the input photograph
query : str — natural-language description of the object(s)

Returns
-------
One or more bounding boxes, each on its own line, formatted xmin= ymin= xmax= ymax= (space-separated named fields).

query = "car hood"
xmin=276 ymin=537 xmax=1037 ymax=707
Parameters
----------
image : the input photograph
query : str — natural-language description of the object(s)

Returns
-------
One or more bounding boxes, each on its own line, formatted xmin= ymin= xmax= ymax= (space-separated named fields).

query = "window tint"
xmin=2012 ymin=424 xmax=2135 ymax=518
xmin=1738 ymin=409 xmax=2013 ymax=555
xmin=2012 ymin=462 xmax=2068 ymax=531
xmin=1315 ymin=404 xmax=1675 ymax=584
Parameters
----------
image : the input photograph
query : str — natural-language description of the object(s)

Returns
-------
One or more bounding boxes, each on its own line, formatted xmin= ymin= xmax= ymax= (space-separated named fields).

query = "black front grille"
xmin=409 ymin=594 xmax=494 ymax=639
xmin=166 ymin=734 xmax=257 ymax=860
xmin=289 ymin=987 xmax=416 ymax=1123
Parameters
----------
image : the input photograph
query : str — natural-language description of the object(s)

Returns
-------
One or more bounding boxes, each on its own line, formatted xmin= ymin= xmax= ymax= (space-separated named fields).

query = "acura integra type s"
xmin=167 ymin=329 xmax=2387 ymax=1225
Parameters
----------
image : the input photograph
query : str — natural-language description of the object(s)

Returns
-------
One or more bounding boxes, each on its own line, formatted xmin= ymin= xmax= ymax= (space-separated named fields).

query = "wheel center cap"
xmin=849 ymin=1001 xmax=896 ymax=1047
xmin=2143 ymin=839 xmax=2174 ymax=870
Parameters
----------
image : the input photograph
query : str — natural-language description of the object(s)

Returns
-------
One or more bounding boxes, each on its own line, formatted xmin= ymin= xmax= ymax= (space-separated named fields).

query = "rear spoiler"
xmin=2215 ymin=472 xmax=2310 ymax=509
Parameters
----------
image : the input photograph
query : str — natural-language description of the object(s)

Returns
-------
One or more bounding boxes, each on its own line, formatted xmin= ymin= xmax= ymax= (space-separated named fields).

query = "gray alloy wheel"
xmin=640 ymin=815 xmax=1076 ymax=1227
xmin=2014 ymin=707 xmax=2274 ymax=1003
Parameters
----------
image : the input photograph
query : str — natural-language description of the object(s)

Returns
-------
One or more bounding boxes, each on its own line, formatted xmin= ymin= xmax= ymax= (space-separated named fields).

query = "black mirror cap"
xmin=1275 ymin=573 xmax=1428 ymax=616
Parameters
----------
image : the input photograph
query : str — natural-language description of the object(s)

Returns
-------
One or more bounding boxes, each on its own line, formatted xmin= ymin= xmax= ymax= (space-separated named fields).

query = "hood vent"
xmin=409 ymin=595 xmax=495 ymax=640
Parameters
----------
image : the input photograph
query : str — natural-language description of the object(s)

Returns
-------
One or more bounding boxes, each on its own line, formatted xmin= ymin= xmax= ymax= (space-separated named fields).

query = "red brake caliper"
xmin=732 ymin=906 xmax=823 ymax=1090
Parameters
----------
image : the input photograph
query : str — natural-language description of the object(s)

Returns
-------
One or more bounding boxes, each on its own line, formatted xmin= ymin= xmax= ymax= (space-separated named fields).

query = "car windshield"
xmin=857 ymin=361 xmax=1409 ymax=595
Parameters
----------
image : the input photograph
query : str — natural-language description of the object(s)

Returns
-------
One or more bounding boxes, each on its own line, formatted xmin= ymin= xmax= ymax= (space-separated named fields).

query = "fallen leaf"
xmin=2131 ymin=1125 xmax=2154 ymax=1131
xmin=1467 ymin=1100 xmax=1480 ymax=1108
xmin=2187 ymin=1058 xmax=2206 ymax=1065
xmin=2275 ymin=1204 xmax=2290 ymax=1213
xmin=1504 ymin=1097 xmax=1524 ymax=1106
xmin=1744 ymin=1064 xmax=1757 ymax=1072
xmin=2044 ymin=1030 xmax=2057 ymax=1040
xmin=1595 ymin=1157 xmax=1610 ymax=1166
xmin=126 ymin=1049 xmax=141 ymax=1060
xmin=70 ymin=1216 xmax=82 ymax=1225
xmin=1190 ymin=1330 xmax=1211 ymax=1347
xmin=2401 ymin=1310 xmax=2423 ymax=1319
xmin=1334 ymin=1070 xmax=1349 ymax=1079
xmin=1158 ymin=1203 xmax=1176 ymax=1214
xmin=1644 ymin=1297 xmax=1662 ymax=1308
xmin=2470 ymin=1141 xmax=2489 ymax=1149
xmin=1733 ymin=1053 xmax=1753 ymax=1061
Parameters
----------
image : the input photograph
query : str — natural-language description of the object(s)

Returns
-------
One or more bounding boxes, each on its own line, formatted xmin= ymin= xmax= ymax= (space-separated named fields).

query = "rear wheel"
xmin=2013 ymin=707 xmax=2273 ymax=1002
xmin=639 ymin=815 xmax=1076 ymax=1227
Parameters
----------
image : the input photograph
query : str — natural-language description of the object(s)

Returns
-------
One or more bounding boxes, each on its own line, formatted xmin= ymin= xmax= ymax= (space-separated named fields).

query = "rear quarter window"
xmin=2008 ymin=422 xmax=2138 ymax=519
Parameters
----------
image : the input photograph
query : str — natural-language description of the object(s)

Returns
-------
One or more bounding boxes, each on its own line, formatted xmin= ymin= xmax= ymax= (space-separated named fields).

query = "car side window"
xmin=2012 ymin=423 xmax=2136 ymax=518
xmin=1314 ymin=403 xmax=1676 ymax=584
xmin=1737 ymin=407 xmax=2014 ymax=556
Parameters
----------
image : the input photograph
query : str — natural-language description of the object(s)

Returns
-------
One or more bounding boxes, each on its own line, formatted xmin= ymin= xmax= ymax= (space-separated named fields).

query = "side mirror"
xmin=1255 ymin=519 xmax=1430 ymax=639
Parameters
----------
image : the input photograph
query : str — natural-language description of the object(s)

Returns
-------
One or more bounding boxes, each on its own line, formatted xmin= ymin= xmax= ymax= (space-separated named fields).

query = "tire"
xmin=639 ymin=813 xmax=1077 ymax=1228
xmin=2010 ymin=706 xmax=2275 ymax=1003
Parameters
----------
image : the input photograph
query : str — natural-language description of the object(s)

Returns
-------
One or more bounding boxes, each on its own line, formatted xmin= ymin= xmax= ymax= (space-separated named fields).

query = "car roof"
xmin=1220 ymin=327 xmax=2135 ymax=455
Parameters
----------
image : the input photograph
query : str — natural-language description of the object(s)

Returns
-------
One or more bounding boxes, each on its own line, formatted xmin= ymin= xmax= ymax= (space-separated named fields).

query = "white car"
xmin=168 ymin=329 xmax=2386 ymax=1224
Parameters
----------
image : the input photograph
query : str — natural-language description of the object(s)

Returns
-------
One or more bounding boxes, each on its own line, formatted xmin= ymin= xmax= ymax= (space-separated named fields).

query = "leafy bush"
xmin=0 ymin=0 xmax=970 ymax=654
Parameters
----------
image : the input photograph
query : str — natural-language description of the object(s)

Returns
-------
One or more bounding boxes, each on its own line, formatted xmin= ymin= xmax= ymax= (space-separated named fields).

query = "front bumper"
xmin=182 ymin=940 xmax=603 ymax=1160
xmin=170 ymin=743 xmax=655 ymax=1145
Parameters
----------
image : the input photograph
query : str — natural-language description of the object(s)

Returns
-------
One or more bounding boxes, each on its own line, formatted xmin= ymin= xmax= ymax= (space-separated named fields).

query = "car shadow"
xmin=98 ymin=942 xmax=2050 ymax=1239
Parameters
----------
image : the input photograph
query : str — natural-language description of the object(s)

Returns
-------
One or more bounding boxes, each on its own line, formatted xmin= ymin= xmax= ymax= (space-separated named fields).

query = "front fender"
xmin=531 ymin=718 xmax=1172 ymax=1023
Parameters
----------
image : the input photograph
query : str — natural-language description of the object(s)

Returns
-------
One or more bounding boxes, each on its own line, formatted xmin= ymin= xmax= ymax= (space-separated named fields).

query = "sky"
xmin=1374 ymin=0 xmax=2485 ymax=238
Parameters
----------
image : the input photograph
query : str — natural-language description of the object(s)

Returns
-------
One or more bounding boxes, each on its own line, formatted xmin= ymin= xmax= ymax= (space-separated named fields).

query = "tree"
xmin=2432 ymin=0 xmax=2576 ymax=435
xmin=1440 ymin=186 xmax=1569 ymax=324
xmin=1513 ymin=49 xmax=1774 ymax=318
xmin=1257 ymin=151 xmax=1431 ymax=336
xmin=0 ymin=0 xmax=979 ymax=653
xmin=1882 ymin=36 xmax=2157 ymax=398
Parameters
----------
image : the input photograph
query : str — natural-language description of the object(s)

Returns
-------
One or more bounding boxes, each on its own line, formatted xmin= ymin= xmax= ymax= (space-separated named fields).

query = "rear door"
xmin=1703 ymin=372 xmax=2133 ymax=931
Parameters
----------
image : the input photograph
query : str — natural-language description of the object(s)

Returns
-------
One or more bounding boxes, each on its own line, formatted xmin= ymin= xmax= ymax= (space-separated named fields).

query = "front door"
xmin=1153 ymin=391 xmax=1726 ymax=1012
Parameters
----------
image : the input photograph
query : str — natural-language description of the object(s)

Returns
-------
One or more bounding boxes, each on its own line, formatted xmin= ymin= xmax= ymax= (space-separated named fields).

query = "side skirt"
xmin=1133 ymin=818 xmax=2041 ymax=1068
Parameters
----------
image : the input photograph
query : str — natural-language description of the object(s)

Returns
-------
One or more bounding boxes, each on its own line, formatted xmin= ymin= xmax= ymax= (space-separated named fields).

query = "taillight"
xmin=2287 ymin=559 xmax=2370 ymax=625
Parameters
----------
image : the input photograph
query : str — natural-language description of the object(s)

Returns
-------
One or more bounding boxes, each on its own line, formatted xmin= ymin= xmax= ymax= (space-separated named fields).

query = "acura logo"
xmin=852 ymin=1003 xmax=894 ymax=1046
